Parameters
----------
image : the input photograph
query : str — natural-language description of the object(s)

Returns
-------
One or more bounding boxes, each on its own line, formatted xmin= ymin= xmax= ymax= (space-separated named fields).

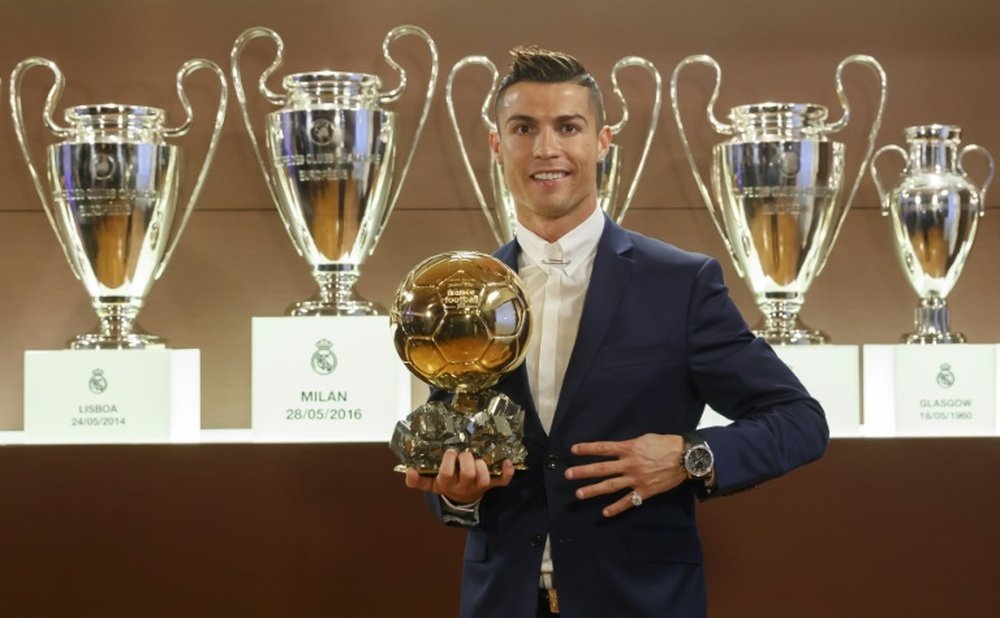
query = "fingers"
xmin=571 ymin=440 xmax=629 ymax=458
xmin=402 ymin=450 xmax=516 ymax=504
xmin=601 ymin=493 xmax=638 ymax=518
xmin=573 ymin=475 xmax=631 ymax=500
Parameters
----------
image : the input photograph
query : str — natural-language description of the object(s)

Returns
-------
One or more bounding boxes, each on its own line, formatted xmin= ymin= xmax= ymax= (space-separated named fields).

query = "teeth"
xmin=533 ymin=172 xmax=566 ymax=181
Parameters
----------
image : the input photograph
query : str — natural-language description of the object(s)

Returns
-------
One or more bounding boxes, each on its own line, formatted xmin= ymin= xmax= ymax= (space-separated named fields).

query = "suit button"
xmin=530 ymin=534 xmax=544 ymax=547
xmin=545 ymin=455 xmax=559 ymax=470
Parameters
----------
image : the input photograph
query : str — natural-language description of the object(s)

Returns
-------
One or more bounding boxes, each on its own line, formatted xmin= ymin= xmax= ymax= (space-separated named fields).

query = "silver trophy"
xmin=447 ymin=55 xmax=661 ymax=245
xmin=671 ymin=55 xmax=887 ymax=344
xmin=10 ymin=57 xmax=227 ymax=349
xmin=870 ymin=125 xmax=995 ymax=343
xmin=231 ymin=25 xmax=438 ymax=315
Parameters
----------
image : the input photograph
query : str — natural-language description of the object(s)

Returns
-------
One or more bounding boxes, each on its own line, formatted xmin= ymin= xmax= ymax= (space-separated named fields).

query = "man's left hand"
xmin=564 ymin=433 xmax=687 ymax=517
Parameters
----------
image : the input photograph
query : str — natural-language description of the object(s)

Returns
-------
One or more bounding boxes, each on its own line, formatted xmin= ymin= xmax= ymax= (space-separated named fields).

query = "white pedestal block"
xmin=251 ymin=316 xmax=409 ymax=442
xmin=862 ymin=344 xmax=997 ymax=437
xmin=699 ymin=345 xmax=861 ymax=437
xmin=24 ymin=349 xmax=200 ymax=444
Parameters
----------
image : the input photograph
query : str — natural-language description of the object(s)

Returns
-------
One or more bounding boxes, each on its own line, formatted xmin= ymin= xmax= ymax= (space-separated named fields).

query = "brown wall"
xmin=0 ymin=0 xmax=997 ymax=615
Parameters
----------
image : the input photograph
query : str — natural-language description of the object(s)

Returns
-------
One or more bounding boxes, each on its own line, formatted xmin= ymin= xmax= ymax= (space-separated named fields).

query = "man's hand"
xmin=404 ymin=449 xmax=515 ymax=505
xmin=565 ymin=433 xmax=687 ymax=517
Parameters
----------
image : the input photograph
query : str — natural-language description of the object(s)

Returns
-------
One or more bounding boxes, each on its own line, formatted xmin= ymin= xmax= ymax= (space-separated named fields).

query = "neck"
xmin=519 ymin=203 xmax=598 ymax=243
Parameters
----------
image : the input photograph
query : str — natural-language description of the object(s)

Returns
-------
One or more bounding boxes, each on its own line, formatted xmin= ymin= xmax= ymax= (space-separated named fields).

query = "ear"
xmin=597 ymin=125 xmax=612 ymax=161
xmin=489 ymin=130 xmax=502 ymax=165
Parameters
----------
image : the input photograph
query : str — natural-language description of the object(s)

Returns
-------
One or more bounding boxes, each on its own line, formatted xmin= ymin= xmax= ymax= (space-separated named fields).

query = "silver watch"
xmin=681 ymin=432 xmax=714 ymax=480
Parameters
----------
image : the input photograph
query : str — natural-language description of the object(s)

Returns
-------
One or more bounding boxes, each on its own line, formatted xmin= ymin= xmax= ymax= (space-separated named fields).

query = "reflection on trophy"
xmin=389 ymin=251 xmax=531 ymax=475
xmin=231 ymin=26 xmax=438 ymax=315
xmin=671 ymin=55 xmax=887 ymax=344
xmin=10 ymin=57 xmax=227 ymax=349
xmin=870 ymin=125 xmax=995 ymax=343
xmin=447 ymin=55 xmax=661 ymax=245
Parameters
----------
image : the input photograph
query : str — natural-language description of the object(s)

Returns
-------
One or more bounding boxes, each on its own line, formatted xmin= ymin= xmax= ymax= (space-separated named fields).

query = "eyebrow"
xmin=504 ymin=113 xmax=590 ymax=127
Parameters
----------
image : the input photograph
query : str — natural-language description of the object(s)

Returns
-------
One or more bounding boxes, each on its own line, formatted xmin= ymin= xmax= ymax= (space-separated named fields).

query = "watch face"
xmin=685 ymin=445 xmax=713 ymax=477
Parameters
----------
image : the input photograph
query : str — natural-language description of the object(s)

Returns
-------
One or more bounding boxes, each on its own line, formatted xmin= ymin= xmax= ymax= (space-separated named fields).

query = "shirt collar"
xmin=515 ymin=206 xmax=605 ymax=272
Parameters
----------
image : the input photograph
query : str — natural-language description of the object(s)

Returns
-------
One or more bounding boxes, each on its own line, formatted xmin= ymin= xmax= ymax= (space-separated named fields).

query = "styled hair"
xmin=494 ymin=45 xmax=606 ymax=128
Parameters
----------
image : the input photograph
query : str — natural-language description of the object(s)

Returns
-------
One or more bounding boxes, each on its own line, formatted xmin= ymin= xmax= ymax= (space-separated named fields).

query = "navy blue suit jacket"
xmin=434 ymin=217 xmax=828 ymax=617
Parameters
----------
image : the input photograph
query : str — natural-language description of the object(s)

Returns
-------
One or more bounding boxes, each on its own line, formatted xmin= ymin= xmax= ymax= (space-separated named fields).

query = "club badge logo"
xmin=936 ymin=363 xmax=955 ymax=389
xmin=311 ymin=339 xmax=338 ymax=375
xmin=89 ymin=368 xmax=108 ymax=394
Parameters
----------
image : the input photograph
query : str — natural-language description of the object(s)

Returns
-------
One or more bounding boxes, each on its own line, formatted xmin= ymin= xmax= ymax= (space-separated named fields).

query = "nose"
xmin=533 ymin=127 xmax=558 ymax=158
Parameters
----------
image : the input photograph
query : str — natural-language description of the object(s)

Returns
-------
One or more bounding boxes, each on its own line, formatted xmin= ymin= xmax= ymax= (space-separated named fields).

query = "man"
xmin=405 ymin=46 xmax=829 ymax=617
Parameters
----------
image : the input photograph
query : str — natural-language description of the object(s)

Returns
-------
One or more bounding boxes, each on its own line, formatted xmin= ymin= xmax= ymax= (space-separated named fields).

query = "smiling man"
xmin=405 ymin=46 xmax=829 ymax=618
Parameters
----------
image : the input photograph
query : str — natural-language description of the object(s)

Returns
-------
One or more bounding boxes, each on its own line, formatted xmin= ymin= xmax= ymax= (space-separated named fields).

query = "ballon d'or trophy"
xmin=671 ymin=55 xmax=887 ymax=344
xmin=870 ymin=124 xmax=995 ymax=343
xmin=390 ymin=251 xmax=531 ymax=475
xmin=232 ymin=25 xmax=438 ymax=315
xmin=10 ymin=57 xmax=227 ymax=348
xmin=447 ymin=55 xmax=661 ymax=244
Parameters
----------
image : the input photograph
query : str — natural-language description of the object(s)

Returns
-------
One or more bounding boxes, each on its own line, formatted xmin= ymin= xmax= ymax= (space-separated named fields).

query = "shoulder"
xmin=618 ymin=227 xmax=718 ymax=277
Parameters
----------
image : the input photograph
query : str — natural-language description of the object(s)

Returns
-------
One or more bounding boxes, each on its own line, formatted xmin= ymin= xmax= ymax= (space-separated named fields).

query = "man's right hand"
xmin=404 ymin=449 xmax=515 ymax=505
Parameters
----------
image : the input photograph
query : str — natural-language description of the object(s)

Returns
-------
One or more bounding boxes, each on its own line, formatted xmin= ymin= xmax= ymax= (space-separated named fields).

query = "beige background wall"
xmin=0 ymin=0 xmax=997 ymax=615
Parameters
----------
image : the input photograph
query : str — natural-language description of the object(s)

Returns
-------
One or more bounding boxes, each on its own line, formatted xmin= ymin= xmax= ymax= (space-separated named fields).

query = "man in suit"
xmin=404 ymin=46 xmax=829 ymax=617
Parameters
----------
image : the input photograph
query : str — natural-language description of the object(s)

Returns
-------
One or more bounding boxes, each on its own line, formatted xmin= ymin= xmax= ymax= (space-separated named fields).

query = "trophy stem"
xmin=905 ymin=297 xmax=965 ymax=344
xmin=753 ymin=299 xmax=829 ymax=345
xmin=71 ymin=298 xmax=165 ymax=350
xmin=289 ymin=267 xmax=386 ymax=316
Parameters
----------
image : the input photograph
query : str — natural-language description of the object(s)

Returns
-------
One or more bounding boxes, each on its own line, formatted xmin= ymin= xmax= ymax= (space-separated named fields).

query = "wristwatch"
xmin=681 ymin=432 xmax=714 ymax=480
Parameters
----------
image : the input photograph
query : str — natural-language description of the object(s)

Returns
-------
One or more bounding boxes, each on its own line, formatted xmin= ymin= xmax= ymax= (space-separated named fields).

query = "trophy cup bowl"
xmin=671 ymin=55 xmax=887 ymax=344
xmin=232 ymin=25 xmax=438 ymax=316
xmin=10 ymin=58 xmax=227 ymax=349
xmin=871 ymin=124 xmax=995 ymax=343
xmin=447 ymin=55 xmax=661 ymax=245
xmin=389 ymin=251 xmax=531 ymax=475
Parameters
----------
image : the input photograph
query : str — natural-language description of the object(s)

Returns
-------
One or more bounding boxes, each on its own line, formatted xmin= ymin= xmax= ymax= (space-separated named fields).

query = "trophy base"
xmin=69 ymin=331 xmax=166 ymax=350
xmin=287 ymin=298 xmax=387 ymax=317
xmin=392 ymin=462 xmax=529 ymax=477
xmin=752 ymin=320 xmax=830 ymax=345
xmin=904 ymin=298 xmax=964 ymax=344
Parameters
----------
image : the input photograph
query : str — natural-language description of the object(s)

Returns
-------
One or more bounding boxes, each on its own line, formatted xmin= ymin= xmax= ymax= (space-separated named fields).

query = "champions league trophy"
xmin=390 ymin=251 xmax=531 ymax=475
xmin=671 ymin=55 xmax=887 ymax=344
xmin=870 ymin=125 xmax=995 ymax=343
xmin=10 ymin=57 xmax=227 ymax=349
xmin=447 ymin=55 xmax=662 ymax=244
xmin=231 ymin=26 xmax=438 ymax=315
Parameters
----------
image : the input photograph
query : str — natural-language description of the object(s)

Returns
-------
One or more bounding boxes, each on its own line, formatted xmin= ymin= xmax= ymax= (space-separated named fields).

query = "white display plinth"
xmin=699 ymin=345 xmax=861 ymax=437
xmin=862 ymin=344 xmax=997 ymax=437
xmin=24 ymin=349 xmax=200 ymax=444
xmin=251 ymin=316 xmax=409 ymax=442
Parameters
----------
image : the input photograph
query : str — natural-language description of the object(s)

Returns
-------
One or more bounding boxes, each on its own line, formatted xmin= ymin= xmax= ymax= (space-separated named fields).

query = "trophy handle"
xmin=670 ymin=54 xmax=743 ymax=277
xmin=869 ymin=145 xmax=907 ymax=217
xmin=230 ymin=27 xmax=301 ymax=254
xmin=372 ymin=24 xmax=439 ymax=251
xmin=447 ymin=56 xmax=506 ymax=245
xmin=156 ymin=59 xmax=228 ymax=278
xmin=8 ymin=57 xmax=84 ymax=280
xmin=958 ymin=144 xmax=996 ymax=216
xmin=606 ymin=56 xmax=662 ymax=225
xmin=816 ymin=55 xmax=888 ymax=275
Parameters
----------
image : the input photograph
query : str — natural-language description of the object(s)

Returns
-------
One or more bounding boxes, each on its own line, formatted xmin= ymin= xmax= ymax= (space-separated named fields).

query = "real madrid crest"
xmin=936 ymin=363 xmax=955 ymax=389
xmin=89 ymin=368 xmax=108 ymax=394
xmin=311 ymin=339 xmax=338 ymax=375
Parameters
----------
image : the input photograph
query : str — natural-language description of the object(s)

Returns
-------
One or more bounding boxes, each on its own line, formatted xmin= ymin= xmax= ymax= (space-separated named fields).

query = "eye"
xmin=560 ymin=123 xmax=582 ymax=135
xmin=512 ymin=124 xmax=533 ymax=135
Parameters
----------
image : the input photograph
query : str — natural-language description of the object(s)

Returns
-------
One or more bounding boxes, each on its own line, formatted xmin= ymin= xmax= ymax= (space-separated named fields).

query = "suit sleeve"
xmin=685 ymin=258 xmax=829 ymax=497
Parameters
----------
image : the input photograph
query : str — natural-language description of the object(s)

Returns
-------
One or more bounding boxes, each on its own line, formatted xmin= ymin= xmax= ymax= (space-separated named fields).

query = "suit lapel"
xmin=550 ymin=219 xmax=635 ymax=436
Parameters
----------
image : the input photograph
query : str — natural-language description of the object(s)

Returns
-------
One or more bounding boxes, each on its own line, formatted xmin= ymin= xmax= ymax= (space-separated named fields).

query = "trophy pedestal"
xmin=862 ymin=345 xmax=998 ymax=437
xmin=23 ymin=349 xmax=200 ymax=444
xmin=753 ymin=306 xmax=830 ymax=345
xmin=699 ymin=345 xmax=861 ymax=437
xmin=288 ymin=270 xmax=387 ymax=317
xmin=903 ymin=298 xmax=965 ymax=344
xmin=251 ymin=316 xmax=408 ymax=442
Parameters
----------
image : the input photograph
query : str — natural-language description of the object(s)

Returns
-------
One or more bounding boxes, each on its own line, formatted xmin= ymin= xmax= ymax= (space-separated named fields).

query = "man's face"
xmin=490 ymin=81 xmax=611 ymax=237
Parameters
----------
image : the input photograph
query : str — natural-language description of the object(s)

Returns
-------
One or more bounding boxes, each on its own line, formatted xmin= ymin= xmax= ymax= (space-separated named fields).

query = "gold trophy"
xmin=389 ymin=251 xmax=531 ymax=474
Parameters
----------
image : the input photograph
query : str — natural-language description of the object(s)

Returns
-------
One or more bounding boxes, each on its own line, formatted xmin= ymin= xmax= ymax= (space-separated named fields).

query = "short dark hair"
xmin=494 ymin=45 xmax=606 ymax=128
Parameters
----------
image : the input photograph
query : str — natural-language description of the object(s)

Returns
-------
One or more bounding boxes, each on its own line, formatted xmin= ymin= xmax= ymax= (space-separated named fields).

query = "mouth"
xmin=530 ymin=171 xmax=569 ymax=182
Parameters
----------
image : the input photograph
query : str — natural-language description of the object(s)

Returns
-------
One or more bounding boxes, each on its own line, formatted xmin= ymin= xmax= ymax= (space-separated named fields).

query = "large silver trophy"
xmin=447 ymin=55 xmax=661 ymax=244
xmin=10 ymin=57 xmax=227 ymax=349
xmin=671 ymin=55 xmax=887 ymax=344
xmin=870 ymin=125 xmax=995 ymax=343
xmin=231 ymin=26 xmax=438 ymax=315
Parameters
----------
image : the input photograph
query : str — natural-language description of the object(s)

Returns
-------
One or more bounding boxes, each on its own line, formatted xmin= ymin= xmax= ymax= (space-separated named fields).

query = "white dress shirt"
xmin=515 ymin=206 xmax=605 ymax=587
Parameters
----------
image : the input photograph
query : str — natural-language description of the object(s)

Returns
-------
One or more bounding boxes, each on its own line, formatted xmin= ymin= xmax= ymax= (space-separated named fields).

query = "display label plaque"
xmin=893 ymin=344 xmax=996 ymax=436
xmin=251 ymin=317 xmax=407 ymax=442
xmin=23 ymin=349 xmax=200 ymax=444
